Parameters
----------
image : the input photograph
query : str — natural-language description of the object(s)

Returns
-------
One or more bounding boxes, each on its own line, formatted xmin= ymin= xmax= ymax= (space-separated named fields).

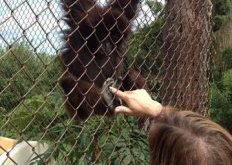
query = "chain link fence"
xmin=0 ymin=0 xmax=212 ymax=164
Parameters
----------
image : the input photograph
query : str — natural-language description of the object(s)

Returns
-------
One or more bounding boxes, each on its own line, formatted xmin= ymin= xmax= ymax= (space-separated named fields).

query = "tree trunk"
xmin=160 ymin=0 xmax=212 ymax=114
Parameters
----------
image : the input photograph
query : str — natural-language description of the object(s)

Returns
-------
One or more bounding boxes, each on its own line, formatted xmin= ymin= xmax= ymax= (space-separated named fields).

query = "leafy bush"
xmin=127 ymin=18 xmax=164 ymax=73
xmin=209 ymin=69 xmax=232 ymax=133
xmin=0 ymin=91 xmax=66 ymax=138
xmin=212 ymin=0 xmax=231 ymax=31
xmin=126 ymin=17 xmax=164 ymax=94
xmin=212 ymin=0 xmax=231 ymax=16
xmin=220 ymin=47 xmax=232 ymax=70
xmin=0 ymin=43 xmax=61 ymax=110
xmin=211 ymin=47 xmax=232 ymax=82
xmin=1 ymin=92 xmax=149 ymax=164
xmin=213 ymin=15 xmax=228 ymax=31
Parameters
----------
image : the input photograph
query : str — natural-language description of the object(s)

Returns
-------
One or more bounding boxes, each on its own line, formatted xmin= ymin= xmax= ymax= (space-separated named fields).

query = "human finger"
xmin=115 ymin=106 xmax=133 ymax=114
xmin=109 ymin=87 xmax=128 ymax=100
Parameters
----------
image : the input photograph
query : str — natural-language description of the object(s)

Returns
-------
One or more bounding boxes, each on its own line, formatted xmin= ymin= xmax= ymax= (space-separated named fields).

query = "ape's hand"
xmin=101 ymin=78 xmax=122 ymax=113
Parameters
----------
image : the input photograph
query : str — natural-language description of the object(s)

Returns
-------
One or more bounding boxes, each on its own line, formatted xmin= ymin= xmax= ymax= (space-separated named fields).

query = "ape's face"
xmin=85 ymin=11 xmax=131 ymax=59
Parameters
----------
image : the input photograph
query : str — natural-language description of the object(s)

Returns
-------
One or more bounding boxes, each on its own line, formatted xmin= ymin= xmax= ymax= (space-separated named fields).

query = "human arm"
xmin=110 ymin=87 xmax=163 ymax=117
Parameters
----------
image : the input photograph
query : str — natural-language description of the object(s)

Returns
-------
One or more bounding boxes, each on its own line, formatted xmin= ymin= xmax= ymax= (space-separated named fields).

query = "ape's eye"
xmin=111 ymin=35 xmax=120 ymax=42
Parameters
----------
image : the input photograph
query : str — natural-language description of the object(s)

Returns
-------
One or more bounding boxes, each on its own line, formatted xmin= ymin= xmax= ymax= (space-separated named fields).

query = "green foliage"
xmin=0 ymin=43 xmax=39 ymax=109
xmin=219 ymin=47 xmax=232 ymax=70
xmin=3 ymin=95 xmax=149 ymax=164
xmin=65 ymin=116 xmax=149 ymax=164
xmin=213 ymin=15 xmax=228 ymax=32
xmin=0 ymin=43 xmax=61 ymax=110
xmin=209 ymin=69 xmax=232 ymax=133
xmin=146 ymin=0 xmax=164 ymax=15
xmin=127 ymin=18 xmax=164 ymax=73
xmin=210 ymin=45 xmax=232 ymax=133
xmin=96 ymin=116 xmax=149 ymax=164
xmin=212 ymin=47 xmax=232 ymax=83
xmin=210 ymin=0 xmax=232 ymax=132
xmin=1 ymin=91 xmax=66 ymax=139
xmin=212 ymin=0 xmax=231 ymax=31
xmin=223 ymin=69 xmax=232 ymax=92
xmin=212 ymin=0 xmax=231 ymax=16
xmin=126 ymin=17 xmax=164 ymax=94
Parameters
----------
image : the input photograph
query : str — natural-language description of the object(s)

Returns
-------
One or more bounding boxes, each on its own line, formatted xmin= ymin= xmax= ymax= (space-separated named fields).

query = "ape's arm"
xmin=61 ymin=0 xmax=100 ymax=27
xmin=108 ymin=0 xmax=140 ymax=20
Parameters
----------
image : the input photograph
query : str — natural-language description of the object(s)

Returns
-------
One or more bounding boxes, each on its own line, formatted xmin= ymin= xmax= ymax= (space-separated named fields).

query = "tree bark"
xmin=160 ymin=0 xmax=212 ymax=114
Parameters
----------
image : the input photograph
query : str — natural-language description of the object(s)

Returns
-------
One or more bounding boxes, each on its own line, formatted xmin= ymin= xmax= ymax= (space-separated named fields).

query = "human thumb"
xmin=115 ymin=106 xmax=133 ymax=114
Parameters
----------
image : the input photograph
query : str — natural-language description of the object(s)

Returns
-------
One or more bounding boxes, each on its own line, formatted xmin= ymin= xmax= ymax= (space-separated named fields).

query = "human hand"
xmin=110 ymin=87 xmax=163 ymax=117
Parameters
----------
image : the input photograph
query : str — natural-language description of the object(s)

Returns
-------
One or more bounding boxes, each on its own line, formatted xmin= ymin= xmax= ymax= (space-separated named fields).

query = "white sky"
xmin=0 ymin=0 xmax=163 ymax=55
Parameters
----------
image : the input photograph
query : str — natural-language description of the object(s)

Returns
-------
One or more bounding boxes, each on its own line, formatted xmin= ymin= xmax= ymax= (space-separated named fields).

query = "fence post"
xmin=160 ymin=0 xmax=212 ymax=114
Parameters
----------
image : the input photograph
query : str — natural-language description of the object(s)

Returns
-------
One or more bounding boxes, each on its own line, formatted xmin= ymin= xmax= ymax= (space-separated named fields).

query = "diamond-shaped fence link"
xmin=0 ymin=0 xmax=212 ymax=164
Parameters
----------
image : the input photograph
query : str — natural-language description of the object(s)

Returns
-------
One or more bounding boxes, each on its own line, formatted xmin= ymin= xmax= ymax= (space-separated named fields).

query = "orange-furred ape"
xmin=60 ymin=0 xmax=147 ymax=120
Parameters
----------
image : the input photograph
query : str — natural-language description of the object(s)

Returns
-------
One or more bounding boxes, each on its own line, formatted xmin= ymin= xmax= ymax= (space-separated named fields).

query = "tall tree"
xmin=160 ymin=0 xmax=212 ymax=114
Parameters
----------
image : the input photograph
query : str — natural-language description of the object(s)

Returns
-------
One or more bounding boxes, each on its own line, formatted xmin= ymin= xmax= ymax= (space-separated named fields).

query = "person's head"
xmin=149 ymin=108 xmax=232 ymax=165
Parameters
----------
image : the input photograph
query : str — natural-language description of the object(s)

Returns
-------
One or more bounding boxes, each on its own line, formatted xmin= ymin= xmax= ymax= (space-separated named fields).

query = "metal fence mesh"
xmin=0 ymin=0 xmax=212 ymax=164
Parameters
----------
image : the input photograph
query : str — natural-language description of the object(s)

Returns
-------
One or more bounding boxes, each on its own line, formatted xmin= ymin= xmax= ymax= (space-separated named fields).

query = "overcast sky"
xmin=0 ymin=0 xmax=161 ymax=55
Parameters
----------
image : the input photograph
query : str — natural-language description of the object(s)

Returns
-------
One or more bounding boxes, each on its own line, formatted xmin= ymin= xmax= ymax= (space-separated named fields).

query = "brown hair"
xmin=148 ymin=108 xmax=232 ymax=165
